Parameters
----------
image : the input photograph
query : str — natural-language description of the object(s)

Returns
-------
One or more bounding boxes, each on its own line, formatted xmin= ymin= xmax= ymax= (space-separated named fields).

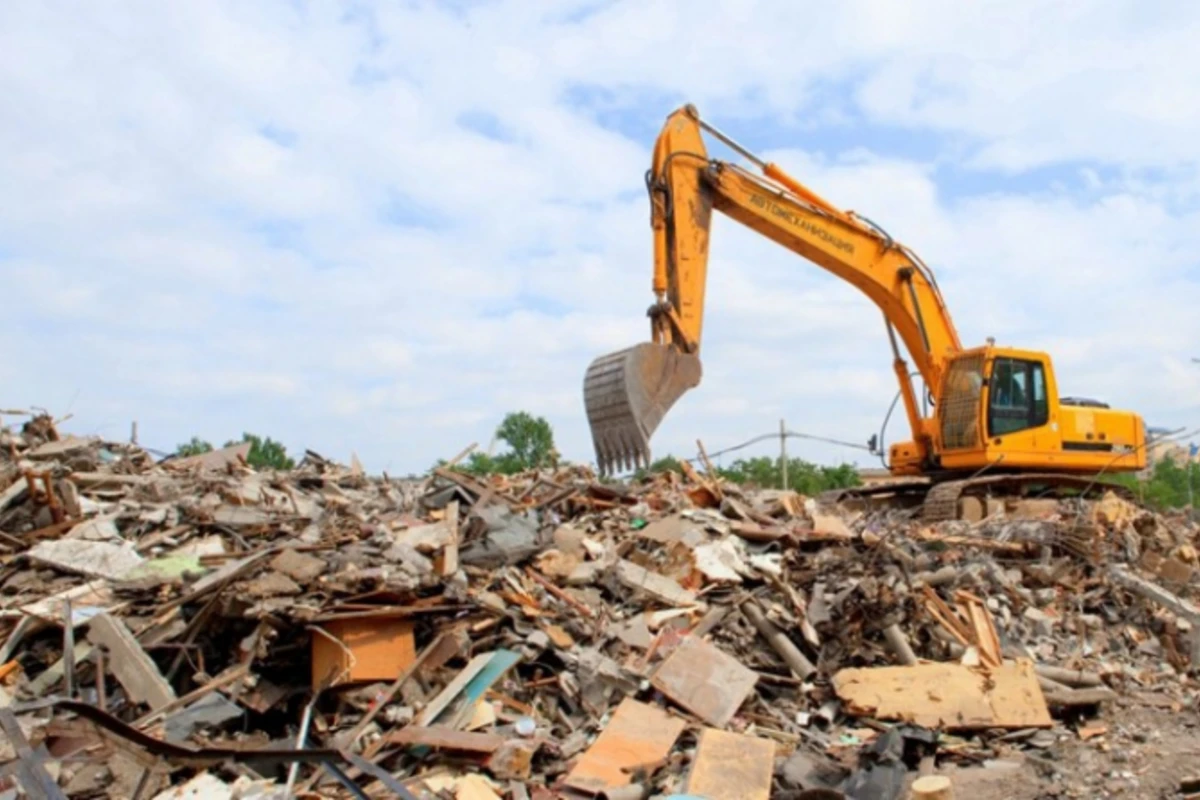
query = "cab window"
xmin=989 ymin=358 xmax=1049 ymax=436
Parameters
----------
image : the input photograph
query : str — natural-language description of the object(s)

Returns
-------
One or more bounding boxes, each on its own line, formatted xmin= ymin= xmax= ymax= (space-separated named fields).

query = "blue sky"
xmin=2 ymin=1 xmax=1200 ymax=474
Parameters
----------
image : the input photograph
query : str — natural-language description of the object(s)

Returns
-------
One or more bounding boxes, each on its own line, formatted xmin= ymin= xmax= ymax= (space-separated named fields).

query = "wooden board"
xmin=650 ymin=636 xmax=758 ymax=727
xmin=310 ymin=617 xmax=416 ymax=690
xmin=686 ymin=728 xmax=775 ymax=800
xmin=564 ymin=698 xmax=685 ymax=793
xmin=832 ymin=660 xmax=1051 ymax=730
xmin=86 ymin=613 xmax=176 ymax=711
xmin=385 ymin=725 xmax=504 ymax=753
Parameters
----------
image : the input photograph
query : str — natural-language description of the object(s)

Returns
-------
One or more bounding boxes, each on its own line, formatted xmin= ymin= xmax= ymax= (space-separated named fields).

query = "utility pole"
xmin=1190 ymin=443 xmax=1198 ymax=509
xmin=780 ymin=418 xmax=788 ymax=490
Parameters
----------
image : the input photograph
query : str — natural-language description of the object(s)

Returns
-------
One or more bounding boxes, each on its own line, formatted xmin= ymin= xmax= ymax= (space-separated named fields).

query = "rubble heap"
xmin=1 ymin=413 xmax=1199 ymax=799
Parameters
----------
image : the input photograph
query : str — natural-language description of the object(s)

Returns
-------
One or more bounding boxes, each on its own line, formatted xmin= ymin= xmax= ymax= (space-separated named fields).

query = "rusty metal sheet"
xmin=564 ymin=697 xmax=685 ymax=793
xmin=650 ymin=636 xmax=758 ymax=727
xmin=686 ymin=728 xmax=775 ymax=800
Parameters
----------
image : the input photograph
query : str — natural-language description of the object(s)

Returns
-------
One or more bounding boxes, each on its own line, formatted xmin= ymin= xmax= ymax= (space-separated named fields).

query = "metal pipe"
xmin=694 ymin=117 xmax=767 ymax=168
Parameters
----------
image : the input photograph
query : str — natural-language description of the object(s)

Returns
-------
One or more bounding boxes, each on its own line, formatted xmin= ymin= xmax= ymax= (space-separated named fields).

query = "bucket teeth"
xmin=583 ymin=343 xmax=702 ymax=476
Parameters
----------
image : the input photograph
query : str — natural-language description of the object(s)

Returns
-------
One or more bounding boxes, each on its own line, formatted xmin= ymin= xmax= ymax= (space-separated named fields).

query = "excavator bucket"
xmin=583 ymin=343 xmax=702 ymax=476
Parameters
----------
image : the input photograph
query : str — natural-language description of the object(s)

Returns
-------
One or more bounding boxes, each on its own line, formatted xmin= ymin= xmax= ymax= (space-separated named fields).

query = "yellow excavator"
xmin=583 ymin=104 xmax=1146 ymax=518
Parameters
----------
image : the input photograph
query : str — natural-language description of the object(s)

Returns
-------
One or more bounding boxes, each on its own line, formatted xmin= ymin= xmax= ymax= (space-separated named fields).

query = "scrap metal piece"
xmin=583 ymin=343 xmax=701 ymax=475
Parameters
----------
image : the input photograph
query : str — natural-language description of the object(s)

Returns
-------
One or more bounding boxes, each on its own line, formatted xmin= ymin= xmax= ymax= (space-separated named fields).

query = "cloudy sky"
xmin=3 ymin=1 xmax=1200 ymax=474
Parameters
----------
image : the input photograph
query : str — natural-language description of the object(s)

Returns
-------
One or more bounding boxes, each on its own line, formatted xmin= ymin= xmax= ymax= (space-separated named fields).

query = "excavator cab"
xmin=583 ymin=343 xmax=701 ymax=475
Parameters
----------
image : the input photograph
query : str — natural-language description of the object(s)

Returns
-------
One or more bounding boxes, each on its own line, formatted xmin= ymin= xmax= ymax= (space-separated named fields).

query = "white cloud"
xmin=2 ymin=1 xmax=1200 ymax=473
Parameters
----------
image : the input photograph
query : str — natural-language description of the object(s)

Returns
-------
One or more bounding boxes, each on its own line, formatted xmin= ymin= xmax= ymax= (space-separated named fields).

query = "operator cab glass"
xmin=988 ymin=357 xmax=1049 ymax=436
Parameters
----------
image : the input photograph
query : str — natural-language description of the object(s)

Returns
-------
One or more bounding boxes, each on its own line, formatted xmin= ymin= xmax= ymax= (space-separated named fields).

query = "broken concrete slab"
xmin=28 ymin=539 xmax=144 ymax=581
xmin=27 ymin=436 xmax=97 ymax=459
xmin=269 ymin=548 xmax=325 ymax=582
xmin=460 ymin=506 xmax=545 ymax=568
xmin=210 ymin=505 xmax=272 ymax=527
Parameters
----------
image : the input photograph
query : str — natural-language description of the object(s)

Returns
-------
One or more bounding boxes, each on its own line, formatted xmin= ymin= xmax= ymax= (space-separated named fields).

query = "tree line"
xmin=176 ymin=433 xmax=295 ymax=470
xmin=1106 ymin=456 xmax=1200 ymax=510
xmin=175 ymin=411 xmax=863 ymax=493
xmin=176 ymin=415 xmax=1200 ymax=510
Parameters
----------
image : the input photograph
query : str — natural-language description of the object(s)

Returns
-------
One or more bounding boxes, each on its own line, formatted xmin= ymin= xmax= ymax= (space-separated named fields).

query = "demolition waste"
xmin=0 ymin=413 xmax=1199 ymax=799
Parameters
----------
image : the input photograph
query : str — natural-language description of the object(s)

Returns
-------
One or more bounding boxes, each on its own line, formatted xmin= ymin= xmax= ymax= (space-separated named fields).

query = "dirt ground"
xmin=910 ymin=698 xmax=1200 ymax=799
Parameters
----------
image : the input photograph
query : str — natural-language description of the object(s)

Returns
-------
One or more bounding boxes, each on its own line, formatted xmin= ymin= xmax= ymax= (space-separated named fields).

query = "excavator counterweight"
xmin=583 ymin=343 xmax=701 ymax=475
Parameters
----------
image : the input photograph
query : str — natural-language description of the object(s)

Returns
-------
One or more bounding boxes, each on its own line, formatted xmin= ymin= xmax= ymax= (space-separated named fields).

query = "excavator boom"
xmin=584 ymin=104 xmax=960 ymax=475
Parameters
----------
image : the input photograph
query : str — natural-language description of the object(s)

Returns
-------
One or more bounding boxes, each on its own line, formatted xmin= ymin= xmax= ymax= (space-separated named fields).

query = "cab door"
xmin=984 ymin=356 xmax=1060 ymax=461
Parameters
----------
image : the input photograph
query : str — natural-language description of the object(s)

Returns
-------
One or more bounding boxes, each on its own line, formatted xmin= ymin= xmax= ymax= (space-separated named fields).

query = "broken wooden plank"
xmin=526 ymin=567 xmax=595 ymax=618
xmin=614 ymin=559 xmax=698 ymax=607
xmin=832 ymin=660 xmax=1051 ymax=730
xmin=0 ymin=476 xmax=28 ymax=513
xmin=564 ymin=697 xmax=685 ymax=793
xmin=810 ymin=512 xmax=855 ymax=541
xmin=28 ymin=436 xmax=96 ymax=459
xmin=416 ymin=650 xmax=520 ymax=729
xmin=651 ymin=636 xmax=758 ymax=727
xmin=685 ymin=728 xmax=775 ymax=800
xmin=442 ymin=500 xmax=459 ymax=576
xmin=729 ymin=521 xmax=790 ymax=543
xmin=694 ymin=439 xmax=725 ymax=501
xmin=68 ymin=471 xmax=157 ymax=488
xmin=86 ymin=613 xmax=176 ymax=711
xmin=168 ymin=442 xmax=251 ymax=472
xmin=385 ymin=726 xmax=505 ymax=753
xmin=1109 ymin=567 xmax=1200 ymax=621
xmin=210 ymin=505 xmax=272 ymax=527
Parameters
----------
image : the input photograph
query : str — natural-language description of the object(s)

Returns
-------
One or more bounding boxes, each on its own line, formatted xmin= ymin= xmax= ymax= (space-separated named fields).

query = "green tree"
xmin=225 ymin=433 xmax=295 ymax=471
xmin=632 ymin=455 xmax=685 ymax=481
xmin=176 ymin=437 xmax=214 ymax=457
xmin=494 ymin=411 xmax=555 ymax=472
xmin=717 ymin=456 xmax=861 ymax=494
xmin=1102 ymin=456 xmax=1199 ymax=510
xmin=438 ymin=412 xmax=557 ymax=476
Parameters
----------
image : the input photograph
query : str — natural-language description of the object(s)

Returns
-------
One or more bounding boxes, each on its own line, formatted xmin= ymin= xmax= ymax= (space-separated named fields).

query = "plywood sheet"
xmin=686 ymin=728 xmax=775 ymax=800
xmin=651 ymin=636 xmax=758 ymax=727
xmin=832 ymin=659 xmax=1051 ymax=730
xmin=565 ymin=698 xmax=685 ymax=793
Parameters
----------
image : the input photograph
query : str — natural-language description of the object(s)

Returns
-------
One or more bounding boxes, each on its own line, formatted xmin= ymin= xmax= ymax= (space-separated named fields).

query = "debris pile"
xmin=0 ymin=413 xmax=1198 ymax=798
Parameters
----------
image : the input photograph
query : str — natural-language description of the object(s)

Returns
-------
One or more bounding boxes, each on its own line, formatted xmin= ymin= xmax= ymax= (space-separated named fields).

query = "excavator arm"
xmin=585 ymin=105 xmax=963 ymax=475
